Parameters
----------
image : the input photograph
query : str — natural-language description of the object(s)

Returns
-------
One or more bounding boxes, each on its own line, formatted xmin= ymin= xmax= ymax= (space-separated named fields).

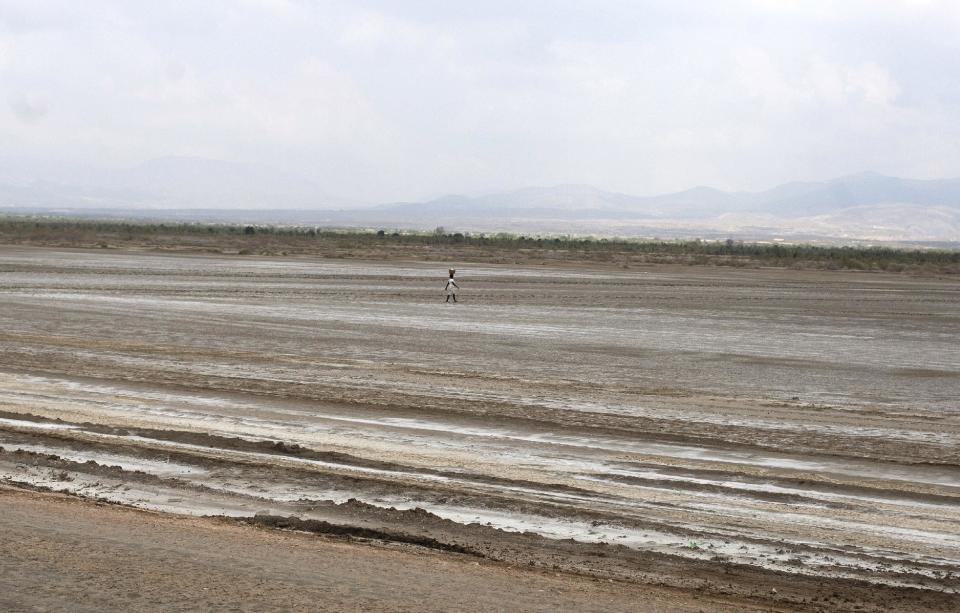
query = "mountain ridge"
xmin=380 ymin=172 xmax=960 ymax=219
xmin=2 ymin=158 xmax=960 ymax=241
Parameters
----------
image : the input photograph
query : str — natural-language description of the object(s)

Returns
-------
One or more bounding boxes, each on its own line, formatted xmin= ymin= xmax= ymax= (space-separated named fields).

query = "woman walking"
xmin=444 ymin=269 xmax=459 ymax=303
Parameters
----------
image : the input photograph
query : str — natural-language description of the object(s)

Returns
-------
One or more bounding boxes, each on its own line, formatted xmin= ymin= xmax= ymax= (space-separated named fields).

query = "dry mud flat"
xmin=1 ymin=245 xmax=959 ymax=611
xmin=2 ymin=486 xmax=739 ymax=613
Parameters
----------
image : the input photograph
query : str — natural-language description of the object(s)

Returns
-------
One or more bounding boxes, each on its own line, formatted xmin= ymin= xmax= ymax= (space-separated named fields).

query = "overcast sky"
xmin=2 ymin=0 xmax=960 ymax=202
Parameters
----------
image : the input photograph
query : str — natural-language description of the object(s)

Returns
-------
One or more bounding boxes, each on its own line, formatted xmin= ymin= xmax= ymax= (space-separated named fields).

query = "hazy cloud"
xmin=1 ymin=0 xmax=959 ymax=201
xmin=8 ymin=93 xmax=47 ymax=123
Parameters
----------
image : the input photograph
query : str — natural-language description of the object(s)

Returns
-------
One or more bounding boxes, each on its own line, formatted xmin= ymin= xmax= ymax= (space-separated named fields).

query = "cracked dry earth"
xmin=0 ymin=245 xmax=958 ymax=612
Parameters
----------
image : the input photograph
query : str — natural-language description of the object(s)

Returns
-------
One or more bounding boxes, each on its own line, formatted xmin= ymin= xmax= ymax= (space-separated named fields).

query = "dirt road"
xmin=1 ymin=246 xmax=958 ymax=610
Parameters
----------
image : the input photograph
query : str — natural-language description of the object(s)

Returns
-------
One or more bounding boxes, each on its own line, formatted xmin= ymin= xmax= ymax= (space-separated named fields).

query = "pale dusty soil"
xmin=1 ymin=245 xmax=959 ymax=611
xmin=0 ymin=485 xmax=742 ymax=613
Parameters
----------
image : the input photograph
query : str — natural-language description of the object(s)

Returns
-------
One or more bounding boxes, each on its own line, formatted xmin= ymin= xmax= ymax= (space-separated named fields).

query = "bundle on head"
xmin=448 ymin=268 xmax=456 ymax=277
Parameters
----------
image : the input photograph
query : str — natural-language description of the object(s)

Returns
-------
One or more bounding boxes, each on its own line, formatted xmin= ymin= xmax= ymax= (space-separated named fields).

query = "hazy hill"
xmin=380 ymin=184 xmax=735 ymax=219
xmin=0 ymin=156 xmax=349 ymax=210
xmin=2 ymin=159 xmax=959 ymax=241
xmin=747 ymin=172 xmax=960 ymax=216
xmin=101 ymin=157 xmax=345 ymax=209
xmin=379 ymin=172 xmax=960 ymax=219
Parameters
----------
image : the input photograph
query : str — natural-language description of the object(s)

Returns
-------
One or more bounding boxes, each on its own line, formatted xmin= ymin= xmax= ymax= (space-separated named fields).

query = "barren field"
xmin=1 ymin=245 xmax=959 ymax=611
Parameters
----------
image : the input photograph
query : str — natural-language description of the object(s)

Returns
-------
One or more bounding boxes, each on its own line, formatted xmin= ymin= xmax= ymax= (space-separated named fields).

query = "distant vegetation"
xmin=1 ymin=216 xmax=957 ymax=274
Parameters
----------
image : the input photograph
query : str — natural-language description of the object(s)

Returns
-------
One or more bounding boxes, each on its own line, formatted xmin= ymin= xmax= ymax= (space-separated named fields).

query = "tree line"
xmin=1 ymin=216 xmax=957 ymax=273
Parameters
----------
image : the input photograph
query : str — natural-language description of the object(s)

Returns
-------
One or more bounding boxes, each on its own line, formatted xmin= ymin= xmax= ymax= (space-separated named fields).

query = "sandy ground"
xmin=1 ymin=245 xmax=959 ymax=611
xmin=1 ymin=485 xmax=740 ymax=613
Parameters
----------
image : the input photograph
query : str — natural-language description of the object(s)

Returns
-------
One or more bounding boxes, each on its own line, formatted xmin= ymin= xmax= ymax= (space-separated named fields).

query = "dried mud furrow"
xmin=2 ymin=424 xmax=959 ymax=613
xmin=2 ymin=246 xmax=960 ymax=611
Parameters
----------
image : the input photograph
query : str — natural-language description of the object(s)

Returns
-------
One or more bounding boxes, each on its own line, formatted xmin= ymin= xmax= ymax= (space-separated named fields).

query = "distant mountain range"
xmin=375 ymin=172 xmax=960 ymax=219
xmin=331 ymin=172 xmax=960 ymax=242
xmin=0 ymin=156 xmax=351 ymax=210
xmin=1 ymin=157 xmax=959 ymax=243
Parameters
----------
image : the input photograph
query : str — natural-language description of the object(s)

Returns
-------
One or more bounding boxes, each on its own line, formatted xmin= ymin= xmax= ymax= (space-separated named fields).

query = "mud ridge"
xmin=241 ymin=511 xmax=482 ymax=556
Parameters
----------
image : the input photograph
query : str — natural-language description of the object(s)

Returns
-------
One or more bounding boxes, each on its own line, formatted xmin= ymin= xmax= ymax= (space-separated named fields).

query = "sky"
xmin=2 ymin=0 xmax=960 ymax=203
